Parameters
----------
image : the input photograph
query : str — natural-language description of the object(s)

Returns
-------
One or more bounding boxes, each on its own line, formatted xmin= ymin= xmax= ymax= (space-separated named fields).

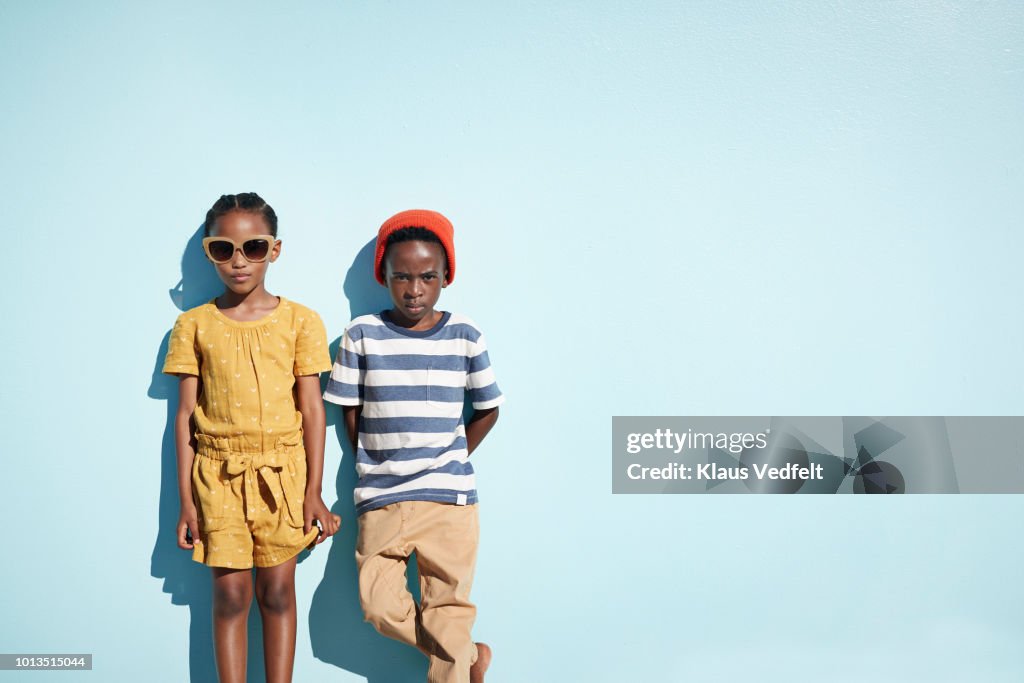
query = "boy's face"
xmin=208 ymin=210 xmax=280 ymax=296
xmin=382 ymin=240 xmax=447 ymax=329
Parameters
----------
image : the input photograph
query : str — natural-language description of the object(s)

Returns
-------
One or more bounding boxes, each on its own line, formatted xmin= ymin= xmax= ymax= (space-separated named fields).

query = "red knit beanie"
xmin=375 ymin=209 xmax=456 ymax=285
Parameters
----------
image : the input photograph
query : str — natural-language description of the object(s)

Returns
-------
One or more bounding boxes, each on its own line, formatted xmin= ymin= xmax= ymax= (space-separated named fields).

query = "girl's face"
xmin=207 ymin=210 xmax=280 ymax=296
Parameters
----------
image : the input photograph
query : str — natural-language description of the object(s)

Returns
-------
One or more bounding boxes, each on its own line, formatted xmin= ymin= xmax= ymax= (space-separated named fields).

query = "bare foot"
xmin=470 ymin=642 xmax=492 ymax=683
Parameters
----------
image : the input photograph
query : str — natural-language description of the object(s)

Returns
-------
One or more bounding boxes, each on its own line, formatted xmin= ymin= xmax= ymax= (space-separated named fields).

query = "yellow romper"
xmin=162 ymin=296 xmax=333 ymax=568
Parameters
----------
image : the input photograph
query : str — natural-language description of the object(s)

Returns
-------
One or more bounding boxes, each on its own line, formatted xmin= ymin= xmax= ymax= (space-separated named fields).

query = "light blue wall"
xmin=2 ymin=2 xmax=1022 ymax=681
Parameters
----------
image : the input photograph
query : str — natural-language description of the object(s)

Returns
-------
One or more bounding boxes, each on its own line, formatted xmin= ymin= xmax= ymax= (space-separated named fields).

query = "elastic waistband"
xmin=195 ymin=431 xmax=306 ymax=523
xmin=196 ymin=432 xmax=304 ymax=459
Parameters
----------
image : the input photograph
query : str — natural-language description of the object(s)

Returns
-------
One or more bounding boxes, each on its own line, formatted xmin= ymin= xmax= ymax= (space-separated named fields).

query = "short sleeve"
xmin=466 ymin=330 xmax=504 ymax=410
xmin=323 ymin=325 xmax=365 ymax=406
xmin=293 ymin=309 xmax=333 ymax=376
xmin=162 ymin=314 xmax=199 ymax=376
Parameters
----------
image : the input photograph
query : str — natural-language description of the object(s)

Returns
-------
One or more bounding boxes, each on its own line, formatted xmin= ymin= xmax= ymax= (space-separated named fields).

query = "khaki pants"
xmin=356 ymin=501 xmax=479 ymax=683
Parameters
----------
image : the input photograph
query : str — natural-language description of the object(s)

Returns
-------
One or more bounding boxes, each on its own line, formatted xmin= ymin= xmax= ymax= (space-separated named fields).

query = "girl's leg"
xmin=254 ymin=556 xmax=298 ymax=683
xmin=212 ymin=567 xmax=253 ymax=683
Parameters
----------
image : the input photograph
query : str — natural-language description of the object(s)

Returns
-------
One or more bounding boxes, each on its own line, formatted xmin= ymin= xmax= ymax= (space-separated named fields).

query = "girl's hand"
xmin=303 ymin=495 xmax=341 ymax=544
xmin=177 ymin=506 xmax=199 ymax=550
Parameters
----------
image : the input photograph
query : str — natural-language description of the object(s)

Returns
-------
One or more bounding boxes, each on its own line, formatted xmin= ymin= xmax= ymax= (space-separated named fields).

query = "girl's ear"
xmin=270 ymin=238 xmax=282 ymax=262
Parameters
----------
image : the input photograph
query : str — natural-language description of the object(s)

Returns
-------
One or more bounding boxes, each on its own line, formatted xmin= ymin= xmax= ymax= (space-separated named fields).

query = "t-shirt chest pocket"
xmin=424 ymin=356 xmax=465 ymax=412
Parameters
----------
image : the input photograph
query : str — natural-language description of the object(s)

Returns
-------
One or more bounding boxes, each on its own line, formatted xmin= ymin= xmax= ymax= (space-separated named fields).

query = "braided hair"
xmin=203 ymin=192 xmax=278 ymax=237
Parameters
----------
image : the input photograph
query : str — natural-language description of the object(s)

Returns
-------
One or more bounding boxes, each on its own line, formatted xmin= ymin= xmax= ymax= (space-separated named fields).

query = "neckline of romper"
xmin=207 ymin=296 xmax=288 ymax=328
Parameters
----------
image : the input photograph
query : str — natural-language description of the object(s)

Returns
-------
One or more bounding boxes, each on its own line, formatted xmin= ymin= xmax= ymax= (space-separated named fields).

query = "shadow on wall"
xmin=166 ymin=226 xmax=222 ymax=313
xmin=148 ymin=225 xmax=223 ymax=683
xmin=309 ymin=238 xmax=427 ymax=682
xmin=342 ymin=238 xmax=393 ymax=318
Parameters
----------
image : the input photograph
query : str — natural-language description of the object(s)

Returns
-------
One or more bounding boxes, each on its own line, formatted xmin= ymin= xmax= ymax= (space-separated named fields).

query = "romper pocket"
xmin=276 ymin=440 xmax=307 ymax=528
xmin=192 ymin=455 xmax=228 ymax=530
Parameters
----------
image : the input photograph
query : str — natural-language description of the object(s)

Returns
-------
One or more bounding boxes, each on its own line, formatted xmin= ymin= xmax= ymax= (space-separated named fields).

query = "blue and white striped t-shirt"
xmin=323 ymin=311 xmax=504 ymax=515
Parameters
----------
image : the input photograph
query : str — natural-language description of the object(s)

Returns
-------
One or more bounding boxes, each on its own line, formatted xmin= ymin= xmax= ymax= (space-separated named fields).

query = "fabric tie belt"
xmin=196 ymin=434 xmax=304 ymax=523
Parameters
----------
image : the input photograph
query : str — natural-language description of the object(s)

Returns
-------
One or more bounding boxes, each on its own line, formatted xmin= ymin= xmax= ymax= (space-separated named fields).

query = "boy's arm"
xmin=326 ymin=324 xmax=364 ymax=453
xmin=342 ymin=405 xmax=362 ymax=453
xmin=296 ymin=374 xmax=341 ymax=541
xmin=174 ymin=375 xmax=199 ymax=549
xmin=465 ymin=406 xmax=499 ymax=455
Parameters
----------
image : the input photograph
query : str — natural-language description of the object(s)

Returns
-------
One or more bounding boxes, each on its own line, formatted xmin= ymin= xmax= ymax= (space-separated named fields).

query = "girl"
xmin=163 ymin=192 xmax=341 ymax=683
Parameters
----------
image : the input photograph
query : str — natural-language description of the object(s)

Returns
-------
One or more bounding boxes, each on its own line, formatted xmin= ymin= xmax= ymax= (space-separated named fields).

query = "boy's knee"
xmin=361 ymin=593 xmax=415 ymax=633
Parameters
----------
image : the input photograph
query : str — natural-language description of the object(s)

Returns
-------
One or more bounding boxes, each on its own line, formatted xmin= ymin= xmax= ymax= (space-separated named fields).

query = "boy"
xmin=324 ymin=209 xmax=502 ymax=683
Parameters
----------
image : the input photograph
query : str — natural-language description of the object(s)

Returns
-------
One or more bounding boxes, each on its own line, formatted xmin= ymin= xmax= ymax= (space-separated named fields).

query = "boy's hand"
xmin=304 ymin=495 xmax=341 ymax=544
xmin=177 ymin=505 xmax=199 ymax=550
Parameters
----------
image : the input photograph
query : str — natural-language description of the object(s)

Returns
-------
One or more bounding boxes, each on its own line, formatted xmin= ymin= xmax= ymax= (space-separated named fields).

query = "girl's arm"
xmin=175 ymin=375 xmax=199 ymax=549
xmin=466 ymin=406 xmax=499 ymax=455
xmin=296 ymin=375 xmax=341 ymax=541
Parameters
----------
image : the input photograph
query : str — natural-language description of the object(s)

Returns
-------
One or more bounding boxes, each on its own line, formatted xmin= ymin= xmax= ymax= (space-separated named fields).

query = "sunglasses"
xmin=202 ymin=235 xmax=277 ymax=264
